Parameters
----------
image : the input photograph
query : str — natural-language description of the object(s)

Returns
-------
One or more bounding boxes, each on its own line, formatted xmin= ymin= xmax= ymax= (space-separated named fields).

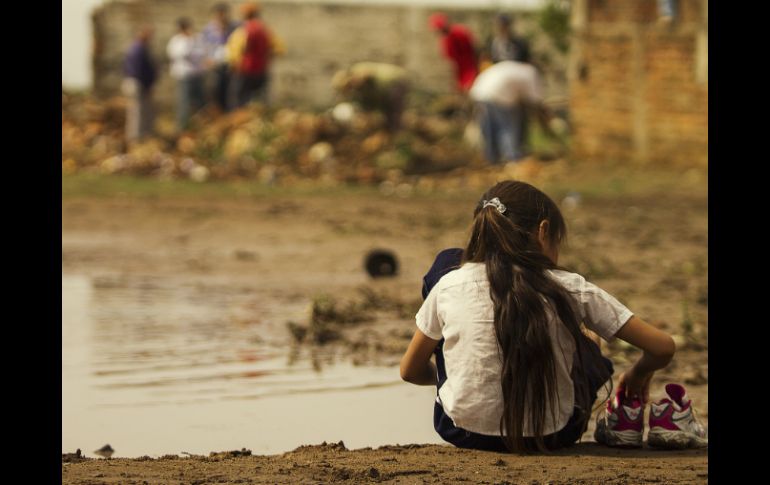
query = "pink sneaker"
xmin=648 ymin=383 xmax=708 ymax=449
xmin=594 ymin=387 xmax=644 ymax=448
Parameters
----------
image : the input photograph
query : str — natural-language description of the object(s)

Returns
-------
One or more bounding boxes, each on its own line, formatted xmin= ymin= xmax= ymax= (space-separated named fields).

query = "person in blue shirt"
xmin=122 ymin=26 xmax=157 ymax=143
xmin=201 ymin=2 xmax=238 ymax=112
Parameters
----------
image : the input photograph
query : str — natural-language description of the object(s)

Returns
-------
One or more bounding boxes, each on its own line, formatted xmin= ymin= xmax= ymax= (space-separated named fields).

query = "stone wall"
xmin=92 ymin=0 xmax=567 ymax=110
xmin=568 ymin=0 xmax=708 ymax=166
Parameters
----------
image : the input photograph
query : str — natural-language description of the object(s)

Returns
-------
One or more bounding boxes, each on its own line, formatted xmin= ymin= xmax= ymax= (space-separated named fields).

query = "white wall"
xmin=63 ymin=0 xmax=547 ymax=91
xmin=62 ymin=0 xmax=106 ymax=89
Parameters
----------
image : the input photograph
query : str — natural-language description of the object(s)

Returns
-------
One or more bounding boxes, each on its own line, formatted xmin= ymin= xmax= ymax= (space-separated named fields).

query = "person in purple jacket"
xmin=122 ymin=26 xmax=157 ymax=143
xmin=201 ymin=3 xmax=238 ymax=112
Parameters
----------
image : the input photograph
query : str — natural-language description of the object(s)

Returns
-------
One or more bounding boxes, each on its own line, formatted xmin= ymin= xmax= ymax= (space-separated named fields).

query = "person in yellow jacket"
xmin=225 ymin=2 xmax=285 ymax=107
xmin=225 ymin=24 xmax=246 ymax=68
xmin=225 ymin=24 xmax=285 ymax=69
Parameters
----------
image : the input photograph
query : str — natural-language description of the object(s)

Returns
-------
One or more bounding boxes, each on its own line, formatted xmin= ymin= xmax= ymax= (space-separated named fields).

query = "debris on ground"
xmin=62 ymin=449 xmax=88 ymax=463
xmin=62 ymin=90 xmax=568 ymax=189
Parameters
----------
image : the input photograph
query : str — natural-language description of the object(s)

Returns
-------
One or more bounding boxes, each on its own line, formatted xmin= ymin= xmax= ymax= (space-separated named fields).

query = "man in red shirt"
xmin=429 ymin=13 xmax=478 ymax=92
xmin=232 ymin=2 xmax=273 ymax=107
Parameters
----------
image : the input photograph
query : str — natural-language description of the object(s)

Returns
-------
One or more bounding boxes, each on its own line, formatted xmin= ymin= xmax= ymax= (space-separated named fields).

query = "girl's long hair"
xmin=462 ymin=180 xmax=607 ymax=453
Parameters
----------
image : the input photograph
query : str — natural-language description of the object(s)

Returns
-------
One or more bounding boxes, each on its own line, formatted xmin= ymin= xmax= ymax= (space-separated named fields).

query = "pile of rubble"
xmin=62 ymin=90 xmax=492 ymax=187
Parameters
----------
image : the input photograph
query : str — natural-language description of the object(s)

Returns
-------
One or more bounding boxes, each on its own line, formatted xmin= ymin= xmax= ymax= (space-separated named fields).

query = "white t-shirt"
xmin=167 ymin=33 xmax=206 ymax=80
xmin=469 ymin=61 xmax=542 ymax=108
xmin=415 ymin=262 xmax=633 ymax=437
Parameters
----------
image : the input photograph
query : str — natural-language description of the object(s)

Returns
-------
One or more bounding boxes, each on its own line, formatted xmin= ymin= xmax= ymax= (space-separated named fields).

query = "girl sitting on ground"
xmin=400 ymin=180 xmax=702 ymax=452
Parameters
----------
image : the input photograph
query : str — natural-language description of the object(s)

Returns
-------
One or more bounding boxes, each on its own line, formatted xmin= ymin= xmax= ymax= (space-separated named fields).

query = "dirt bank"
xmin=62 ymin=442 xmax=708 ymax=484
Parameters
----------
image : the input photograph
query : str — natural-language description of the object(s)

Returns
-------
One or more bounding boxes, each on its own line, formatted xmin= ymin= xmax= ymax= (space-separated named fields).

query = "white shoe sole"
xmin=648 ymin=427 xmax=708 ymax=449
xmin=595 ymin=426 xmax=643 ymax=448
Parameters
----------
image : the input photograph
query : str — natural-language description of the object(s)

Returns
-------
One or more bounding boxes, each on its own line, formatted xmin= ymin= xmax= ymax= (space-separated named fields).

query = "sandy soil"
xmin=62 ymin=168 xmax=707 ymax=483
xmin=62 ymin=442 xmax=707 ymax=484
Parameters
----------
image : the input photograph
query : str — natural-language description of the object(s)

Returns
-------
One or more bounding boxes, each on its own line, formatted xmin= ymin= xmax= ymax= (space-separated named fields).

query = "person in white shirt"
xmin=400 ymin=180 xmax=676 ymax=452
xmin=167 ymin=17 xmax=207 ymax=132
xmin=469 ymin=60 xmax=554 ymax=164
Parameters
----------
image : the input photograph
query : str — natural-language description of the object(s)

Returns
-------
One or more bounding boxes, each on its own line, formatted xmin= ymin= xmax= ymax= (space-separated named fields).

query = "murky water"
xmin=62 ymin=274 xmax=441 ymax=458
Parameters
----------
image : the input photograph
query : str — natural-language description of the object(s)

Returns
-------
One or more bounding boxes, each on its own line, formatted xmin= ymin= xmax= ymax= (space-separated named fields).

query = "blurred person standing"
xmin=480 ymin=14 xmax=532 ymax=67
xmin=332 ymin=62 xmax=410 ymax=132
xmin=428 ymin=13 xmax=478 ymax=93
xmin=227 ymin=2 xmax=281 ymax=108
xmin=167 ymin=17 xmax=207 ymax=132
xmin=476 ymin=14 xmax=535 ymax=153
xmin=122 ymin=26 xmax=157 ymax=143
xmin=469 ymin=60 xmax=558 ymax=164
xmin=202 ymin=3 xmax=238 ymax=113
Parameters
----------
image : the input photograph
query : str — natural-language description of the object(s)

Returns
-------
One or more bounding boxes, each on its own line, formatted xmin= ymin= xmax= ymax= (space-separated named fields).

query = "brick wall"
xmin=92 ymin=0 xmax=567 ymax=110
xmin=568 ymin=0 xmax=707 ymax=166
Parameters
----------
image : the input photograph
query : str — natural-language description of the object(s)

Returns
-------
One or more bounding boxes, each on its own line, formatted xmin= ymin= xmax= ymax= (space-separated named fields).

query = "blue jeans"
xmin=177 ymin=74 xmax=205 ymax=131
xmin=477 ymin=102 xmax=527 ymax=164
xmin=421 ymin=249 xmax=613 ymax=452
xmin=658 ymin=0 xmax=677 ymax=18
xmin=211 ymin=64 xmax=231 ymax=112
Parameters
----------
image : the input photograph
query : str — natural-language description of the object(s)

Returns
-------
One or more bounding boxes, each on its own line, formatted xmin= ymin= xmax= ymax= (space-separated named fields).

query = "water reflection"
xmin=62 ymin=273 xmax=440 ymax=456
xmin=85 ymin=273 xmax=309 ymax=402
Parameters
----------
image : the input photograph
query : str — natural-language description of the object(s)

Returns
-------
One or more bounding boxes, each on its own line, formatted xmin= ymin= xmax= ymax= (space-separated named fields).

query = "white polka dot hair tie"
xmin=482 ymin=197 xmax=506 ymax=214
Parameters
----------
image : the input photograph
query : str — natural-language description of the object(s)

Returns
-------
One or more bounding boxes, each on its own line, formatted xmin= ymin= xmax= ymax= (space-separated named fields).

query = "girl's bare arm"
xmin=400 ymin=330 xmax=441 ymax=386
xmin=614 ymin=315 xmax=676 ymax=401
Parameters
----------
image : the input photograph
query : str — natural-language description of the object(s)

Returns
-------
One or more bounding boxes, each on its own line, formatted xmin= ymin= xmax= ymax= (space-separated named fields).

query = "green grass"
xmin=62 ymin=162 xmax=706 ymax=202
xmin=62 ymin=172 xmax=382 ymax=199
xmin=528 ymin=120 xmax=568 ymax=158
xmin=538 ymin=164 xmax=707 ymax=201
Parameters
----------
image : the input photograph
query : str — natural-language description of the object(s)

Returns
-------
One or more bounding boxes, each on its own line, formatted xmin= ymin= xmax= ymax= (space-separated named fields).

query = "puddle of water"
xmin=62 ymin=274 xmax=442 ymax=457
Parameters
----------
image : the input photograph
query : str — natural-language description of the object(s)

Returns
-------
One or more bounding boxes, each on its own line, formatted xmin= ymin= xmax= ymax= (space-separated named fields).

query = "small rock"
xmin=549 ymin=117 xmax=569 ymax=136
xmin=561 ymin=191 xmax=582 ymax=210
xmin=463 ymin=121 xmax=482 ymax=148
xmin=189 ymin=165 xmax=210 ymax=182
xmin=100 ymin=155 xmax=128 ymax=174
xmin=379 ymin=180 xmax=395 ymax=196
xmin=361 ymin=131 xmax=389 ymax=154
xmin=179 ymin=157 xmax=196 ymax=173
xmin=395 ymin=183 xmax=413 ymax=198
xmin=308 ymin=142 xmax=334 ymax=164
xmin=176 ymin=135 xmax=197 ymax=155
xmin=332 ymin=102 xmax=356 ymax=124
xmin=224 ymin=128 xmax=256 ymax=160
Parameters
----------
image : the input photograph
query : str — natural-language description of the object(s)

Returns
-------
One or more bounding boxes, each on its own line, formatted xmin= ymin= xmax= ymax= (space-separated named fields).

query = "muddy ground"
xmin=62 ymin=442 xmax=707 ymax=484
xmin=62 ymin=164 xmax=707 ymax=483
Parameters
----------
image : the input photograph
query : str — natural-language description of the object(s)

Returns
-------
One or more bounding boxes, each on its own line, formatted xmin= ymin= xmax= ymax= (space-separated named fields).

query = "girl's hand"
xmin=613 ymin=316 xmax=676 ymax=403
xmin=618 ymin=367 xmax=653 ymax=403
